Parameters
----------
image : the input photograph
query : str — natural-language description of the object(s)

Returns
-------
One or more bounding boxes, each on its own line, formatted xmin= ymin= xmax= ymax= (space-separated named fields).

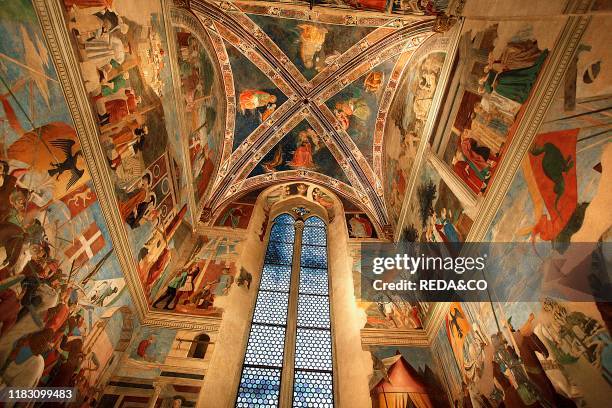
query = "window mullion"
xmin=278 ymin=220 xmax=304 ymax=407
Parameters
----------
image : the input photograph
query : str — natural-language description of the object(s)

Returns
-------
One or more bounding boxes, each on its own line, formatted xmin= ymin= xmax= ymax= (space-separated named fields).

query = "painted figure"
xmin=239 ymin=90 xmax=277 ymax=114
xmin=297 ymin=24 xmax=328 ymax=69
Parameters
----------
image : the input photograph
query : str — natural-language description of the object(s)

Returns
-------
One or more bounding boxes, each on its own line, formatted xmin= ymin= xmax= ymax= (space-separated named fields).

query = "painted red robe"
xmin=289 ymin=142 xmax=314 ymax=168
xmin=105 ymin=91 xmax=137 ymax=124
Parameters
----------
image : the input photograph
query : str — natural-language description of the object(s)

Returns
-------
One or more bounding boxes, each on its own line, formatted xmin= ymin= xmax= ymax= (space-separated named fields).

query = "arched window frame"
xmin=235 ymin=210 xmax=336 ymax=407
xmin=188 ymin=333 xmax=210 ymax=359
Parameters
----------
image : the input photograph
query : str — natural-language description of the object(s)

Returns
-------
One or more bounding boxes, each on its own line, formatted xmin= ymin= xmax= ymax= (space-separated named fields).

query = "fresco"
xmin=248 ymin=14 xmax=375 ymax=80
xmin=147 ymin=235 xmax=242 ymax=317
xmin=384 ymin=51 xmax=446 ymax=228
xmin=248 ymin=120 xmax=350 ymax=184
xmin=444 ymin=299 xmax=611 ymax=408
xmin=226 ymin=42 xmax=288 ymax=150
xmin=59 ymin=0 xmax=198 ymax=322
xmin=175 ymin=27 xmax=224 ymax=204
xmin=486 ymin=19 xmax=611 ymax=287
xmin=401 ymin=160 xmax=472 ymax=245
xmin=441 ymin=18 xmax=612 ymax=407
xmin=113 ymin=325 xmax=180 ymax=380
xmin=438 ymin=23 xmax=552 ymax=195
xmin=0 ymin=1 xmax=135 ymax=398
xmin=326 ymin=57 xmax=398 ymax=163
xmin=346 ymin=212 xmax=377 ymax=239
xmin=369 ymin=345 xmax=451 ymax=407
xmin=213 ymin=202 xmax=254 ymax=229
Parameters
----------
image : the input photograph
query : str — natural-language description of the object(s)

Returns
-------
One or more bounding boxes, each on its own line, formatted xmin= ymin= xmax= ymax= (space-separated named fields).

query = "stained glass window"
xmin=293 ymin=217 xmax=334 ymax=406
xmin=236 ymin=214 xmax=294 ymax=406
xmin=236 ymin=213 xmax=334 ymax=407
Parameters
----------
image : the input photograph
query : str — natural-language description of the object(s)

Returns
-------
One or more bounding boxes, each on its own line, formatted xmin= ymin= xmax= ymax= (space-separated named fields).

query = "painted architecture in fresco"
xmin=148 ymin=235 xmax=241 ymax=316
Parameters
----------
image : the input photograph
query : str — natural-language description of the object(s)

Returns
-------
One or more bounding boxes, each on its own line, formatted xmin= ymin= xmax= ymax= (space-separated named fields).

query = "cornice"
xmin=230 ymin=0 xmax=429 ymax=26
xmin=465 ymin=14 xmax=592 ymax=242
xmin=361 ymin=328 xmax=429 ymax=347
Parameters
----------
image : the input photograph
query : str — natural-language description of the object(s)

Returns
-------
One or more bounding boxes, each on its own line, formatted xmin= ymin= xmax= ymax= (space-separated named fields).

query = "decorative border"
xmin=170 ymin=7 xmax=236 ymax=223
xmin=465 ymin=15 xmax=592 ymax=242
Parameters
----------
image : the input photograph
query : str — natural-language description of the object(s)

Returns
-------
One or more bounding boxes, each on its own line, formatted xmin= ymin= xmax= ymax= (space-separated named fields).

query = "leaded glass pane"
xmin=270 ymin=222 xmax=295 ymax=243
xmin=300 ymin=245 xmax=327 ymax=268
xmin=297 ymin=294 xmax=330 ymax=329
xmin=302 ymin=226 xmax=326 ymax=246
xmin=295 ymin=328 xmax=333 ymax=371
xmin=244 ymin=324 xmax=286 ymax=367
xmin=236 ymin=367 xmax=281 ymax=408
xmin=274 ymin=213 xmax=296 ymax=225
xmin=260 ymin=264 xmax=291 ymax=292
xmin=265 ymin=241 xmax=294 ymax=265
xmin=304 ymin=216 xmax=325 ymax=227
xmin=293 ymin=370 xmax=333 ymax=408
xmin=299 ymin=267 xmax=328 ymax=295
xmin=253 ymin=291 xmax=289 ymax=325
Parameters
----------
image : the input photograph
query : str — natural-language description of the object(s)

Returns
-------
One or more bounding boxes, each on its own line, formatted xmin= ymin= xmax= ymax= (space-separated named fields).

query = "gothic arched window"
xmin=188 ymin=333 xmax=210 ymax=359
xmin=236 ymin=213 xmax=334 ymax=407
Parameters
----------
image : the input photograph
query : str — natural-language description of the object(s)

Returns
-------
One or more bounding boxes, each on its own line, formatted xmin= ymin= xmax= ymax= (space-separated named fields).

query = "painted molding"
xmin=361 ymin=328 xmax=429 ymax=347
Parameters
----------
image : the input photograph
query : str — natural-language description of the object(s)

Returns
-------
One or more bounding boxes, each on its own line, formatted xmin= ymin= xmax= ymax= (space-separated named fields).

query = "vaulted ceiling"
xmin=176 ymin=0 xmax=455 ymax=237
